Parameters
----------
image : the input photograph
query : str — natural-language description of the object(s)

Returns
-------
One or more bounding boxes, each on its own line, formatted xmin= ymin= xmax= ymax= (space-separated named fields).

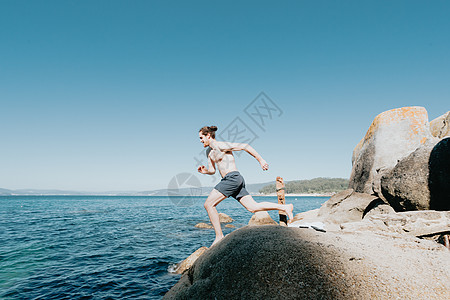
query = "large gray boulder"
xmin=349 ymin=107 xmax=435 ymax=196
xmin=380 ymin=140 xmax=438 ymax=211
xmin=164 ymin=226 xmax=450 ymax=299
xmin=380 ymin=137 xmax=450 ymax=211
xmin=429 ymin=137 xmax=450 ymax=210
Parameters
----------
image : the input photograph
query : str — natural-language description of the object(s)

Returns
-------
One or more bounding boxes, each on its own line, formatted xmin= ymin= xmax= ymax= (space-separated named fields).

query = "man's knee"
xmin=204 ymin=199 xmax=218 ymax=210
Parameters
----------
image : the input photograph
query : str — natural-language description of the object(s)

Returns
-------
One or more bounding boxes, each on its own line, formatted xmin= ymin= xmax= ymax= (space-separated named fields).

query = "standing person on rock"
xmin=197 ymin=125 xmax=294 ymax=247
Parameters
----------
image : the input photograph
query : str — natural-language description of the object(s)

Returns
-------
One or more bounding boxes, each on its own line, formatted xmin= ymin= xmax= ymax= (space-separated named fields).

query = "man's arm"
xmin=197 ymin=155 xmax=216 ymax=175
xmin=216 ymin=141 xmax=269 ymax=171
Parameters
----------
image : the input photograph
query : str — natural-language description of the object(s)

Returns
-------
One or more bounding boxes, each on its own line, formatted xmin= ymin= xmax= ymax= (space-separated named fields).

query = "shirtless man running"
xmin=197 ymin=125 xmax=294 ymax=247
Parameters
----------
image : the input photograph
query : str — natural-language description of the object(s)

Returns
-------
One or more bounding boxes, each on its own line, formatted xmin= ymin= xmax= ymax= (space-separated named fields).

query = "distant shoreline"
xmin=0 ymin=193 xmax=334 ymax=197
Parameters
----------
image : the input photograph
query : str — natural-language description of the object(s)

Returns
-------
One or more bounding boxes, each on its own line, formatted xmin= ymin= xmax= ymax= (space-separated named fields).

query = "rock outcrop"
xmin=194 ymin=222 xmax=213 ymax=229
xmin=164 ymin=226 xmax=450 ymax=299
xmin=248 ymin=211 xmax=278 ymax=225
xmin=291 ymin=189 xmax=391 ymax=231
xmin=218 ymin=213 xmax=234 ymax=223
xmin=292 ymin=208 xmax=320 ymax=222
xmin=194 ymin=213 xmax=235 ymax=229
xmin=340 ymin=210 xmax=450 ymax=237
xmin=317 ymin=189 xmax=379 ymax=224
xmin=173 ymin=246 xmax=209 ymax=274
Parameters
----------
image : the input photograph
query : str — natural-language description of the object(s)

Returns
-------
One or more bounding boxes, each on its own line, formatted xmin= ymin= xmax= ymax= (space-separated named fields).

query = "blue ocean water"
xmin=0 ymin=195 xmax=328 ymax=299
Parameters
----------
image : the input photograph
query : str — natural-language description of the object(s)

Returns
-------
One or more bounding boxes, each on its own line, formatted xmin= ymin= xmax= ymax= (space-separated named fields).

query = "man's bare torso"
xmin=207 ymin=144 xmax=238 ymax=178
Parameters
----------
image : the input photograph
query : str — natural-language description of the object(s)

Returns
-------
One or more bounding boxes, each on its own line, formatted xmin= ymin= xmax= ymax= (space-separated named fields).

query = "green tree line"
xmin=259 ymin=177 xmax=349 ymax=194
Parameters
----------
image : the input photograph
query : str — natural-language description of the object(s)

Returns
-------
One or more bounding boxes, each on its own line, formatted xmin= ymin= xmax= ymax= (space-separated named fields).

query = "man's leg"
xmin=238 ymin=195 xmax=294 ymax=221
xmin=204 ymin=188 xmax=227 ymax=247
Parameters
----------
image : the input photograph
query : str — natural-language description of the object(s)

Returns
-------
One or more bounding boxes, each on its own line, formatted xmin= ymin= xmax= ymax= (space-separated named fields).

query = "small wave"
xmin=167 ymin=263 xmax=179 ymax=274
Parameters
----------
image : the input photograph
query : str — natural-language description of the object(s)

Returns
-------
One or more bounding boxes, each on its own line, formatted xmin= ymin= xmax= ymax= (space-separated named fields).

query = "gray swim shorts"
xmin=214 ymin=171 xmax=250 ymax=200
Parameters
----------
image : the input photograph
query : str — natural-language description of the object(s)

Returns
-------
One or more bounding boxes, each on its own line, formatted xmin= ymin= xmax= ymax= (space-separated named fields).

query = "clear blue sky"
xmin=1 ymin=1 xmax=449 ymax=192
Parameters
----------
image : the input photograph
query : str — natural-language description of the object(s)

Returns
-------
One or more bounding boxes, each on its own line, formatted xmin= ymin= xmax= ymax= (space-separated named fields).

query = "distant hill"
xmin=0 ymin=188 xmax=12 ymax=195
xmin=0 ymin=188 xmax=151 ymax=196
xmin=135 ymin=181 xmax=273 ymax=196
xmin=0 ymin=181 xmax=273 ymax=196
xmin=12 ymin=189 xmax=86 ymax=195
xmin=259 ymin=177 xmax=349 ymax=194
xmin=0 ymin=179 xmax=346 ymax=196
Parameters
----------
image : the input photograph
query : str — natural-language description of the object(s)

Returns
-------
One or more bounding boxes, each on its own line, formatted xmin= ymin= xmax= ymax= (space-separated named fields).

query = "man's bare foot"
xmin=285 ymin=203 xmax=294 ymax=223
xmin=210 ymin=235 xmax=224 ymax=247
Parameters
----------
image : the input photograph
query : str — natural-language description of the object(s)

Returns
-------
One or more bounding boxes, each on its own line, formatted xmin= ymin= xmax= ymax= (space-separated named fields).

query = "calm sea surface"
xmin=0 ymin=195 xmax=328 ymax=299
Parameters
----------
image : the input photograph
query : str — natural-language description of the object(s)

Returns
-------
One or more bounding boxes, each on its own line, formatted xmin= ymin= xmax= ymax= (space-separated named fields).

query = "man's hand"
xmin=197 ymin=165 xmax=208 ymax=174
xmin=259 ymin=159 xmax=269 ymax=171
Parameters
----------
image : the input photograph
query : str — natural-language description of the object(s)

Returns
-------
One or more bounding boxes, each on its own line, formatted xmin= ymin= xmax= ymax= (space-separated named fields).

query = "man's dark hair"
xmin=199 ymin=126 xmax=218 ymax=139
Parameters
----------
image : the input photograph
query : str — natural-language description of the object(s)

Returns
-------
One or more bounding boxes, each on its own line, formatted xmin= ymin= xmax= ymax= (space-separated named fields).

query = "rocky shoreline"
xmin=165 ymin=226 xmax=449 ymax=299
xmin=165 ymin=107 xmax=450 ymax=299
